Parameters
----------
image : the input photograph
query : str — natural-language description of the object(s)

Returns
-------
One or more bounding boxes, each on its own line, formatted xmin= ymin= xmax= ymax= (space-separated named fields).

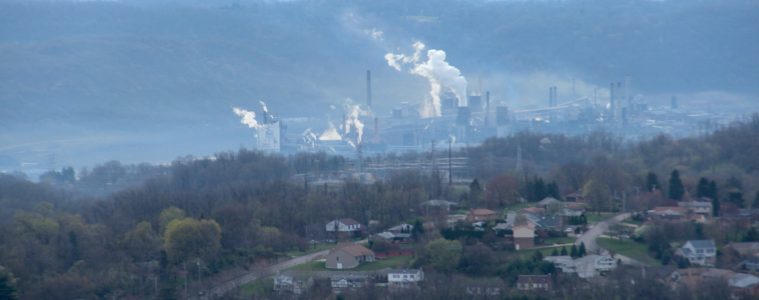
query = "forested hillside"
xmin=1 ymin=115 xmax=758 ymax=299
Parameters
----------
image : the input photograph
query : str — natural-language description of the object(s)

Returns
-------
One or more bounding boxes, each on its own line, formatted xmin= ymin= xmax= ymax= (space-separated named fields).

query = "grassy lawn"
xmin=238 ymin=277 xmax=272 ymax=298
xmin=284 ymin=243 xmax=333 ymax=257
xmin=289 ymin=255 xmax=414 ymax=272
xmin=544 ymin=236 xmax=576 ymax=245
xmin=516 ymin=245 xmax=568 ymax=260
xmin=586 ymin=212 xmax=616 ymax=224
xmin=597 ymin=237 xmax=660 ymax=266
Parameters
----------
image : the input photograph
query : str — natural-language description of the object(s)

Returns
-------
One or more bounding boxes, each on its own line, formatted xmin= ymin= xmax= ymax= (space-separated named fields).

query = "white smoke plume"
xmin=385 ymin=41 xmax=468 ymax=118
xmin=319 ymin=121 xmax=343 ymax=141
xmin=259 ymin=100 xmax=269 ymax=114
xmin=232 ymin=107 xmax=262 ymax=129
xmin=342 ymin=103 xmax=366 ymax=145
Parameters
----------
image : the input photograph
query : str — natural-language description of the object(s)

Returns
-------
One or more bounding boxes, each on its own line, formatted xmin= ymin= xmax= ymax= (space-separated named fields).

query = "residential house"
xmin=467 ymin=208 xmax=498 ymax=222
xmin=727 ymin=242 xmax=759 ymax=257
xmin=669 ymin=268 xmax=759 ymax=299
xmin=564 ymin=191 xmax=585 ymax=202
xmin=574 ymin=255 xmax=618 ymax=278
xmin=740 ymin=257 xmax=759 ymax=272
xmin=543 ymin=255 xmax=617 ymax=278
xmin=544 ymin=256 xmax=576 ymax=273
xmin=525 ymin=214 xmax=563 ymax=231
xmin=387 ymin=269 xmax=424 ymax=288
xmin=330 ymin=274 xmax=369 ymax=289
xmin=678 ymin=200 xmax=713 ymax=216
xmin=676 ymin=240 xmax=717 ymax=267
xmin=375 ymin=223 xmax=414 ymax=243
xmin=273 ymin=273 xmax=313 ymax=295
xmin=516 ymin=274 xmax=552 ymax=291
xmin=538 ymin=197 xmax=562 ymax=207
xmin=325 ymin=218 xmax=362 ymax=232
xmin=513 ymin=225 xmax=536 ymax=250
xmin=649 ymin=206 xmax=688 ymax=220
xmin=325 ymin=244 xmax=375 ymax=269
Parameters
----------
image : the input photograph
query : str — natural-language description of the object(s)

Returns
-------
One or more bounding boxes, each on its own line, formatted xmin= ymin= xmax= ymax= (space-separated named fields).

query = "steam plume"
xmin=385 ymin=41 xmax=468 ymax=118
xmin=319 ymin=121 xmax=343 ymax=141
xmin=232 ymin=107 xmax=261 ymax=129
xmin=343 ymin=103 xmax=366 ymax=144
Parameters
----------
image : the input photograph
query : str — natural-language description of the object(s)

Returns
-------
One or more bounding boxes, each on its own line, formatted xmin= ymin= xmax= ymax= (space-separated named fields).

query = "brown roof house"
xmin=467 ymin=208 xmax=498 ymax=222
xmin=325 ymin=244 xmax=375 ymax=270
xmin=513 ymin=224 xmax=536 ymax=250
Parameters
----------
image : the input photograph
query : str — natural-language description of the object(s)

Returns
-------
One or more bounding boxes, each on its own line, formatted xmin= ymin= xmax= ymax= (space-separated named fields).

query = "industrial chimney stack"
xmin=366 ymin=70 xmax=372 ymax=108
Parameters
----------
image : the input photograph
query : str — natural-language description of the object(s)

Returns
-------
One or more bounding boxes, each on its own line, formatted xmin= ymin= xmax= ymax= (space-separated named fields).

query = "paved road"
xmin=576 ymin=212 xmax=646 ymax=266
xmin=194 ymin=240 xmax=367 ymax=299
xmin=192 ymin=249 xmax=328 ymax=300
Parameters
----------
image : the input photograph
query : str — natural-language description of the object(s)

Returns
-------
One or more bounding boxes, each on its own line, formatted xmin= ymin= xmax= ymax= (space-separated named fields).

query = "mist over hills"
xmin=1 ymin=0 xmax=758 ymax=171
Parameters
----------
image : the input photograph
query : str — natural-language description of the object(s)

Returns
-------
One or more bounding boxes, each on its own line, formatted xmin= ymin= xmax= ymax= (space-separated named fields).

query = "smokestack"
xmin=366 ymin=70 xmax=372 ymax=108
xmin=485 ymin=91 xmax=491 ymax=127
xmin=373 ymin=117 xmax=380 ymax=143
xmin=610 ymin=82 xmax=616 ymax=121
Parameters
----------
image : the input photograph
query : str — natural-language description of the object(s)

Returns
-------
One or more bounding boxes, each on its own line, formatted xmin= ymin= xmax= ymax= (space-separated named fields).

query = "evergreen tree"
xmin=560 ymin=247 xmax=568 ymax=256
xmin=708 ymin=180 xmax=718 ymax=200
xmin=668 ymin=170 xmax=684 ymax=200
xmin=696 ymin=177 xmax=710 ymax=198
xmin=645 ymin=172 xmax=660 ymax=192
xmin=411 ymin=219 xmax=425 ymax=241
xmin=469 ymin=179 xmax=483 ymax=206
xmin=578 ymin=242 xmax=587 ymax=257
xmin=570 ymin=245 xmax=579 ymax=258
xmin=753 ymin=191 xmax=759 ymax=209
xmin=743 ymin=227 xmax=759 ymax=242
xmin=712 ymin=197 xmax=720 ymax=217
xmin=551 ymin=249 xmax=559 ymax=256
xmin=531 ymin=250 xmax=544 ymax=262
xmin=547 ymin=181 xmax=560 ymax=199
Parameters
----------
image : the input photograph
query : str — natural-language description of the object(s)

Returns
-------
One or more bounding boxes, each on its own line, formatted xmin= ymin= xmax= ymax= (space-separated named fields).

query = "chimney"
xmin=366 ymin=70 xmax=372 ymax=108
xmin=485 ymin=91 xmax=491 ymax=127
xmin=610 ymin=82 xmax=616 ymax=121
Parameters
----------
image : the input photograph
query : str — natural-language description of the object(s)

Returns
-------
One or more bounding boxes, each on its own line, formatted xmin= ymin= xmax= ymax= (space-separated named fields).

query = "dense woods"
xmin=0 ymin=115 xmax=758 ymax=299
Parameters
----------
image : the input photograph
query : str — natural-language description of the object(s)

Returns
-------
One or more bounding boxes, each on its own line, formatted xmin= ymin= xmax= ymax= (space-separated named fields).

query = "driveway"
xmin=576 ymin=212 xmax=647 ymax=266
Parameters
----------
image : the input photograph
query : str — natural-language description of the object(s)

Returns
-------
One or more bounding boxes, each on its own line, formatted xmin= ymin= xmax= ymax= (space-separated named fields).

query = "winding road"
xmin=576 ymin=212 xmax=647 ymax=266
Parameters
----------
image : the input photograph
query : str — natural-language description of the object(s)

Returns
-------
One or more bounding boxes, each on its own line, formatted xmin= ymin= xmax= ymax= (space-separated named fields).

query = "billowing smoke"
xmin=385 ymin=41 xmax=468 ymax=118
xmin=259 ymin=100 xmax=269 ymax=114
xmin=342 ymin=103 xmax=366 ymax=145
xmin=232 ymin=107 xmax=261 ymax=129
xmin=319 ymin=121 xmax=342 ymax=141
xmin=302 ymin=128 xmax=319 ymax=148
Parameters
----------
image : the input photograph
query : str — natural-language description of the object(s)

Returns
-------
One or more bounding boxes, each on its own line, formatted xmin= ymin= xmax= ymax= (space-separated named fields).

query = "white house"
xmin=574 ymin=255 xmax=618 ymax=278
xmin=387 ymin=269 xmax=424 ymax=287
xmin=326 ymin=218 xmax=362 ymax=232
xmin=544 ymin=255 xmax=617 ymax=278
xmin=677 ymin=240 xmax=716 ymax=267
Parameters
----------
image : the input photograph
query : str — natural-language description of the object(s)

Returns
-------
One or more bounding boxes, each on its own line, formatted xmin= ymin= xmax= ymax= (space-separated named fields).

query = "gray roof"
xmin=687 ymin=239 xmax=716 ymax=249
xmin=388 ymin=269 xmax=422 ymax=275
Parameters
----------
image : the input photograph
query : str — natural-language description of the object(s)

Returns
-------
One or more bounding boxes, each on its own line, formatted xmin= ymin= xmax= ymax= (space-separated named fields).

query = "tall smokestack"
xmin=366 ymin=70 xmax=372 ymax=108
xmin=610 ymin=82 xmax=616 ymax=121
xmin=485 ymin=91 xmax=491 ymax=127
